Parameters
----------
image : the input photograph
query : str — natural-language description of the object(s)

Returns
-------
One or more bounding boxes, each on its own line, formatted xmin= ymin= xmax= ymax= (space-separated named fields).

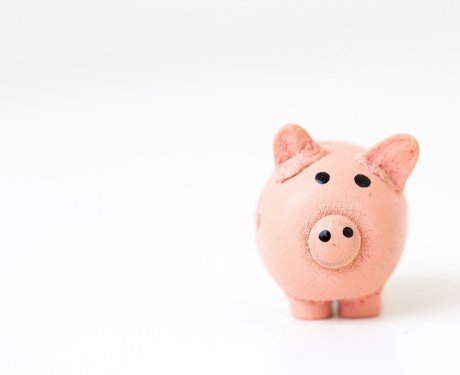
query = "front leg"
xmin=288 ymin=297 xmax=332 ymax=320
xmin=339 ymin=290 xmax=381 ymax=318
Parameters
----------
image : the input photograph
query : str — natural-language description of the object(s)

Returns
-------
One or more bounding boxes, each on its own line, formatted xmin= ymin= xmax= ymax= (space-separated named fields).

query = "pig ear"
xmin=273 ymin=124 xmax=327 ymax=182
xmin=361 ymin=134 xmax=419 ymax=192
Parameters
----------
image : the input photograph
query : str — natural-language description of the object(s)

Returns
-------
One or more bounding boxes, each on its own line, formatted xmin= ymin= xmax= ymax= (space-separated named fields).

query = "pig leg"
xmin=288 ymin=297 xmax=332 ymax=320
xmin=338 ymin=290 xmax=381 ymax=318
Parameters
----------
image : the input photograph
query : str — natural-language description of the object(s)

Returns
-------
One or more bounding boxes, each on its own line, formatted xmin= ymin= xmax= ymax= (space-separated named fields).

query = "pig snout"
xmin=307 ymin=215 xmax=361 ymax=269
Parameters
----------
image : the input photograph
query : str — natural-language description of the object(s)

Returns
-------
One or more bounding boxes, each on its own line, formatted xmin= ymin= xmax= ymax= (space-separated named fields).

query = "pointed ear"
xmin=361 ymin=134 xmax=419 ymax=192
xmin=273 ymin=124 xmax=327 ymax=182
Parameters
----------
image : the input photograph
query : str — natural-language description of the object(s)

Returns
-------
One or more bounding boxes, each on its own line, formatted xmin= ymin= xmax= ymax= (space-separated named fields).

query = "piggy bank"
xmin=256 ymin=124 xmax=419 ymax=319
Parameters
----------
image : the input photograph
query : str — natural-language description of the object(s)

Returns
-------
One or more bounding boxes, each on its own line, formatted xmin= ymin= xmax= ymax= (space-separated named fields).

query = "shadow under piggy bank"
xmin=384 ymin=272 xmax=460 ymax=318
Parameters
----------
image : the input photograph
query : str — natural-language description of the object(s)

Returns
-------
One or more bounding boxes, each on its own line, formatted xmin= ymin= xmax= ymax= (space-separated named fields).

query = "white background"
xmin=1 ymin=1 xmax=459 ymax=374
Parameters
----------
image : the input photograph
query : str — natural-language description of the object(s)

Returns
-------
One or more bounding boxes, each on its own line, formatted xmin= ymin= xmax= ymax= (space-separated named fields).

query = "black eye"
xmin=315 ymin=172 xmax=330 ymax=184
xmin=354 ymin=174 xmax=371 ymax=188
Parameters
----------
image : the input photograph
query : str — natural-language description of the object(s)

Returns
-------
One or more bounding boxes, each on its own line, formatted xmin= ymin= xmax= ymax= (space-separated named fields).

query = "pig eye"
xmin=315 ymin=172 xmax=330 ymax=184
xmin=354 ymin=174 xmax=371 ymax=188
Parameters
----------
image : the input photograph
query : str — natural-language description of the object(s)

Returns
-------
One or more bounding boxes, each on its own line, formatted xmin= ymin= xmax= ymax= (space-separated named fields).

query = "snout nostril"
xmin=343 ymin=227 xmax=354 ymax=238
xmin=318 ymin=230 xmax=331 ymax=242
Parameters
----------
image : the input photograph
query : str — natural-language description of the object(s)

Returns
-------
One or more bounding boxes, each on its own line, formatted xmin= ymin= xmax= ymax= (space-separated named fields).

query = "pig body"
xmin=256 ymin=125 xmax=419 ymax=319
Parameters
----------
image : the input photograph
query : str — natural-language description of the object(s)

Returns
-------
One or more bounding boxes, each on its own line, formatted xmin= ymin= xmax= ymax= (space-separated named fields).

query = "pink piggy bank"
xmin=256 ymin=124 xmax=419 ymax=319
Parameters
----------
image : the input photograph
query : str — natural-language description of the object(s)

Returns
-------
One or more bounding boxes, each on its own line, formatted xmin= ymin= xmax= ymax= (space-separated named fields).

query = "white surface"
xmin=1 ymin=1 xmax=460 ymax=374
